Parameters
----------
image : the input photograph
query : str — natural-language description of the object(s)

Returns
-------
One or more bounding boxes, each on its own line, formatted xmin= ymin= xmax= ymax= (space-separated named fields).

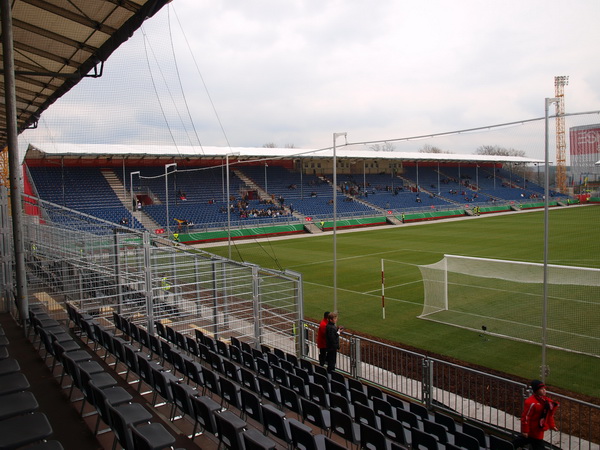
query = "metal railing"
xmin=300 ymin=320 xmax=600 ymax=449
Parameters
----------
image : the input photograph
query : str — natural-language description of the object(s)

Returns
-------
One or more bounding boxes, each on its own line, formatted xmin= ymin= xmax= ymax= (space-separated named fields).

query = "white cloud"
xmin=21 ymin=0 xmax=600 ymax=161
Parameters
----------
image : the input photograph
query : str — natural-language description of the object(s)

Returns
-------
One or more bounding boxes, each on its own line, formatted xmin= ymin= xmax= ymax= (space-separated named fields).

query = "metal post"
xmin=165 ymin=163 xmax=177 ymax=237
xmin=363 ymin=160 xmax=366 ymax=193
xmin=225 ymin=152 xmax=239 ymax=260
xmin=142 ymin=232 xmax=155 ymax=334
xmin=332 ymin=132 xmax=346 ymax=312
xmin=265 ymin=162 xmax=268 ymax=194
xmin=1 ymin=0 xmax=29 ymax=324
xmin=252 ymin=265 xmax=261 ymax=345
xmin=226 ymin=155 xmax=231 ymax=259
xmin=542 ymin=98 xmax=558 ymax=382
xmin=130 ymin=171 xmax=140 ymax=228
xmin=300 ymin=162 xmax=303 ymax=199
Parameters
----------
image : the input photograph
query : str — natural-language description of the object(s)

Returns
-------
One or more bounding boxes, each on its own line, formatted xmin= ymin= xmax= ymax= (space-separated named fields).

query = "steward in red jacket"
xmin=513 ymin=380 xmax=559 ymax=450
xmin=317 ymin=311 xmax=329 ymax=366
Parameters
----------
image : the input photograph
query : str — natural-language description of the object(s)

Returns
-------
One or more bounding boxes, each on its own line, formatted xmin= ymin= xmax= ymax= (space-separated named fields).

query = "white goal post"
xmin=418 ymin=255 xmax=600 ymax=357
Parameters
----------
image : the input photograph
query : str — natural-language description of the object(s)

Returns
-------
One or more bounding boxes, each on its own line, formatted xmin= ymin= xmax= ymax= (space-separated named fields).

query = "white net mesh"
xmin=419 ymin=254 xmax=600 ymax=357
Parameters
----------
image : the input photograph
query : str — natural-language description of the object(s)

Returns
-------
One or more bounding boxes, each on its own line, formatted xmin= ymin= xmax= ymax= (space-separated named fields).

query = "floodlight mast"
xmin=554 ymin=76 xmax=569 ymax=193
xmin=333 ymin=132 xmax=347 ymax=313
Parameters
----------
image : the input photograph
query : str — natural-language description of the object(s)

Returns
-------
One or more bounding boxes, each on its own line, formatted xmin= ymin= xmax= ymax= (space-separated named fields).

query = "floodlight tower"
xmin=554 ymin=75 xmax=569 ymax=192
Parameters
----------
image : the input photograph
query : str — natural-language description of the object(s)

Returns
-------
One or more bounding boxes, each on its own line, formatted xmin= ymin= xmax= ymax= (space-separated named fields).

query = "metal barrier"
xmin=301 ymin=320 xmax=600 ymax=449
xmin=19 ymin=197 xmax=302 ymax=353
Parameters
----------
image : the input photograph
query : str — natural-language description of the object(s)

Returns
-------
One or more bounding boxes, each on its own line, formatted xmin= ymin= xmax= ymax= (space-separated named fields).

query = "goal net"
xmin=418 ymin=254 xmax=600 ymax=357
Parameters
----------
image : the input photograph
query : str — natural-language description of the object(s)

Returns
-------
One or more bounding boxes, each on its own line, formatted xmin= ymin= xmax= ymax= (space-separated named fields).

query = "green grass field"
xmin=205 ymin=205 xmax=600 ymax=398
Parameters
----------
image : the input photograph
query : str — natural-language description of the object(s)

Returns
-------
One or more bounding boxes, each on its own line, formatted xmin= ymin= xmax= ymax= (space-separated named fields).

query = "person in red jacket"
xmin=316 ymin=311 xmax=329 ymax=366
xmin=513 ymin=380 xmax=559 ymax=450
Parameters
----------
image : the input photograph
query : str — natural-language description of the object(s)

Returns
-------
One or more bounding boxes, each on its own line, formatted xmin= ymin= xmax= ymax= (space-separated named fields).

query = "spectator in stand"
xmin=513 ymin=380 xmax=559 ymax=450
xmin=325 ymin=312 xmax=344 ymax=373
xmin=317 ymin=311 xmax=330 ymax=366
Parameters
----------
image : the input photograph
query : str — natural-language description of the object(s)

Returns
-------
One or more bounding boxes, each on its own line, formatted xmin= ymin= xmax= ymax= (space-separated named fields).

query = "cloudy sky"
xmin=21 ymin=0 xmax=600 ymax=161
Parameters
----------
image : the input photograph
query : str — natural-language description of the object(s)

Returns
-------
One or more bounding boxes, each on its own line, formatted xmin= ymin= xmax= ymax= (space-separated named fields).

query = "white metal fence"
xmin=301 ymin=320 xmax=600 ymax=449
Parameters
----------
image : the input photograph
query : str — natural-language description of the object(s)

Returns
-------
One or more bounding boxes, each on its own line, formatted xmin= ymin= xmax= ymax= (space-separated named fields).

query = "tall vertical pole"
xmin=265 ymin=162 xmax=268 ymax=194
xmin=226 ymin=155 xmax=231 ymax=259
xmin=542 ymin=97 xmax=558 ymax=382
xmin=332 ymin=132 xmax=346 ymax=313
xmin=1 ymin=0 xmax=28 ymax=323
xmin=130 ymin=171 xmax=140 ymax=228
xmin=165 ymin=163 xmax=176 ymax=238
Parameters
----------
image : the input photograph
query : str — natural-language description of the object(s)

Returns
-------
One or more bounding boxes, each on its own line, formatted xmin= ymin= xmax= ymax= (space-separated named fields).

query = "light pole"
xmin=265 ymin=162 xmax=268 ymax=194
xmin=225 ymin=153 xmax=240 ymax=260
xmin=165 ymin=163 xmax=177 ymax=237
xmin=130 ymin=171 xmax=140 ymax=228
xmin=333 ymin=132 xmax=347 ymax=313
xmin=542 ymin=97 xmax=559 ymax=383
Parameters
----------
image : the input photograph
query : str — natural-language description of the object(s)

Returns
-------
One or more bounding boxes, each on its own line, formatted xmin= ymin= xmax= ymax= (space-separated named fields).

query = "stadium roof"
xmin=24 ymin=142 xmax=544 ymax=164
xmin=0 ymin=0 xmax=171 ymax=149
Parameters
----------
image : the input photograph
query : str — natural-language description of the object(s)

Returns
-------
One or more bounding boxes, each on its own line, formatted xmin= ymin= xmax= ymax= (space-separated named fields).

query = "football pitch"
xmin=205 ymin=205 xmax=600 ymax=397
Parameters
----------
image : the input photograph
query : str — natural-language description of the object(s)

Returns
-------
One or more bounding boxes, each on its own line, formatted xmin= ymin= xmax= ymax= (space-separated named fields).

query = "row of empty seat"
xmin=0 ymin=306 xmax=61 ymax=449
xmin=30 ymin=304 xmax=184 ymax=450
xmin=108 ymin=309 xmax=517 ymax=450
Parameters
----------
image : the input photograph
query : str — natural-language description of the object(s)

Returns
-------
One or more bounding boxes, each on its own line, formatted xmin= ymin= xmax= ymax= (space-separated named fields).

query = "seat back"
xmin=354 ymin=401 xmax=377 ymax=428
xmin=154 ymin=321 xmax=166 ymax=339
xmin=261 ymin=404 xmax=292 ymax=444
xmin=191 ymin=395 xmax=219 ymax=435
xmin=240 ymin=388 xmax=262 ymax=423
xmin=202 ymin=366 xmax=220 ymax=397
xmin=107 ymin=404 xmax=133 ymax=450
xmin=455 ymin=431 xmax=481 ymax=450
xmin=378 ymin=413 xmax=408 ymax=446
xmin=229 ymin=344 xmax=242 ymax=363
xmin=185 ymin=359 xmax=204 ymax=388
xmin=186 ymin=336 xmax=199 ymax=358
xmin=411 ymin=427 xmax=439 ymax=450
xmin=170 ymin=380 xmax=194 ymax=417
xmin=360 ymin=422 xmax=387 ymax=450
xmin=373 ymin=397 xmax=393 ymax=418
xmin=174 ymin=331 xmax=187 ymax=352
xmin=218 ymin=377 xmax=241 ymax=410
xmin=396 ymin=407 xmax=420 ymax=429
xmin=329 ymin=408 xmax=358 ymax=446
xmin=463 ymin=422 xmax=487 ymax=448
xmin=490 ymin=434 xmax=515 ymax=450
xmin=148 ymin=335 xmax=162 ymax=358
xmin=289 ymin=417 xmax=318 ymax=450
xmin=240 ymin=366 xmax=259 ymax=393
xmin=256 ymin=358 xmax=272 ymax=380
xmin=308 ymin=382 xmax=328 ymax=408
xmin=434 ymin=410 xmax=457 ymax=434
xmin=280 ymin=385 xmax=301 ymax=415
xmin=259 ymin=376 xmax=280 ymax=406
xmin=423 ymin=418 xmax=449 ymax=445
xmin=215 ymin=410 xmax=247 ymax=450
xmin=223 ymin=359 xmax=241 ymax=384
xmin=300 ymin=397 xmax=329 ymax=433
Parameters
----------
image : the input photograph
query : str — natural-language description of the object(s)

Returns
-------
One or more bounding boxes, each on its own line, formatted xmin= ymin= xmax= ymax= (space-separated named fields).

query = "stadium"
xmin=1 ymin=1 xmax=600 ymax=450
